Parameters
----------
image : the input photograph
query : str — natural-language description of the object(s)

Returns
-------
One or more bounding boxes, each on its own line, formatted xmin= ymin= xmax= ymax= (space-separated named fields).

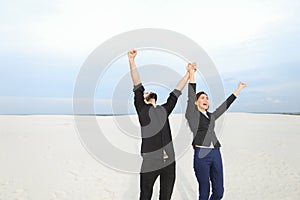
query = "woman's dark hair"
xmin=196 ymin=91 xmax=208 ymax=100
xmin=146 ymin=92 xmax=157 ymax=102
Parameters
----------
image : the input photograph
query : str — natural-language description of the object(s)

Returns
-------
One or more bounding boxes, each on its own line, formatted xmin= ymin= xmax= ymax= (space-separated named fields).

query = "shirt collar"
xmin=200 ymin=110 xmax=209 ymax=119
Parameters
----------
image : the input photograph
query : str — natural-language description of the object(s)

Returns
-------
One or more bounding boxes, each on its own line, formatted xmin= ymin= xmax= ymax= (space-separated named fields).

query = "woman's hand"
xmin=234 ymin=82 xmax=247 ymax=97
xmin=238 ymin=82 xmax=247 ymax=89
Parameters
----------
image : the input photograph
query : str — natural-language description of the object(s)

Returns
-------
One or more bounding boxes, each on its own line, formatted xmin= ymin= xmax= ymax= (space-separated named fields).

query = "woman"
xmin=185 ymin=64 xmax=246 ymax=200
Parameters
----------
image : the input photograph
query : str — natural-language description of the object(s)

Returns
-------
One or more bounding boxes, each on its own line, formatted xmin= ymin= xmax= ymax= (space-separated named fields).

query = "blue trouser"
xmin=194 ymin=148 xmax=224 ymax=200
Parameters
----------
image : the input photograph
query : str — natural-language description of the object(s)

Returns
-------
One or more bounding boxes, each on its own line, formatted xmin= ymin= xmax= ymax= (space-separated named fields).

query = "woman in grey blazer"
xmin=185 ymin=63 xmax=246 ymax=200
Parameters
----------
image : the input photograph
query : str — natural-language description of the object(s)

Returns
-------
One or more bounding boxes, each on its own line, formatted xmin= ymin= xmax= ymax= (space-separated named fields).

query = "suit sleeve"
xmin=185 ymin=83 xmax=199 ymax=131
xmin=133 ymin=83 xmax=146 ymax=114
xmin=185 ymin=83 xmax=198 ymax=120
xmin=162 ymin=89 xmax=181 ymax=115
xmin=213 ymin=94 xmax=237 ymax=119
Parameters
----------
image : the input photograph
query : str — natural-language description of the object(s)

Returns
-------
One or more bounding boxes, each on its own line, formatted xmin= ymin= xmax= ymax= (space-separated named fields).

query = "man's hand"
xmin=128 ymin=49 xmax=137 ymax=60
xmin=186 ymin=62 xmax=197 ymax=72
xmin=128 ymin=49 xmax=141 ymax=86
xmin=191 ymin=62 xmax=197 ymax=71
xmin=186 ymin=62 xmax=196 ymax=83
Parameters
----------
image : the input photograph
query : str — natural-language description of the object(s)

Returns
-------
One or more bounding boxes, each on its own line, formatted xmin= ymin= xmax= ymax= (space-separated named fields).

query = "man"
xmin=128 ymin=49 xmax=190 ymax=200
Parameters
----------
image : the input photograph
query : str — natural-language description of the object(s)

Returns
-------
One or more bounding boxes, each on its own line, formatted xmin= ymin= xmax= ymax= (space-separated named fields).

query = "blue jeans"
xmin=194 ymin=148 xmax=224 ymax=200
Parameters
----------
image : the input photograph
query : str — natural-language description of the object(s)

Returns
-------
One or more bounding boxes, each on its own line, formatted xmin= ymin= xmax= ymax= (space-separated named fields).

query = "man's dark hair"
xmin=146 ymin=92 xmax=158 ymax=102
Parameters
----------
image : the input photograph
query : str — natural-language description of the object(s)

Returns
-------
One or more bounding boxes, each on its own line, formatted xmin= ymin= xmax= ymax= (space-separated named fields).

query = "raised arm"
xmin=233 ymin=82 xmax=247 ymax=97
xmin=175 ymin=71 xmax=190 ymax=91
xmin=185 ymin=63 xmax=199 ymax=130
xmin=128 ymin=49 xmax=141 ymax=86
xmin=162 ymin=63 xmax=191 ymax=114
xmin=213 ymin=82 xmax=247 ymax=119
xmin=174 ymin=62 xmax=199 ymax=92
xmin=128 ymin=49 xmax=146 ymax=113
xmin=186 ymin=63 xmax=197 ymax=104
xmin=189 ymin=63 xmax=196 ymax=83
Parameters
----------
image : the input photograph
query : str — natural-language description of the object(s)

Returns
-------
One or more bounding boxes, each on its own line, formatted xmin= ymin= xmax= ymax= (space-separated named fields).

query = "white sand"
xmin=0 ymin=113 xmax=299 ymax=200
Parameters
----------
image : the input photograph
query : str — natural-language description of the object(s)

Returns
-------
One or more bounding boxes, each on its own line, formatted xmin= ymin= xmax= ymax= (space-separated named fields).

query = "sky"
xmin=0 ymin=0 xmax=300 ymax=114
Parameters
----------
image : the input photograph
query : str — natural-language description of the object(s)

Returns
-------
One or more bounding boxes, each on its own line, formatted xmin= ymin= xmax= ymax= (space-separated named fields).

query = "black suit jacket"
xmin=133 ymin=83 xmax=181 ymax=160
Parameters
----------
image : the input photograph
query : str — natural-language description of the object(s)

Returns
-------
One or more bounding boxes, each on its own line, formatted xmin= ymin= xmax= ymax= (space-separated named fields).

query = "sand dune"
xmin=0 ymin=113 xmax=299 ymax=199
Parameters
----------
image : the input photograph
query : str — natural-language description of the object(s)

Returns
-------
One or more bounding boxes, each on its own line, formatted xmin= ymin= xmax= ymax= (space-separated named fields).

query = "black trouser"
xmin=139 ymin=160 xmax=176 ymax=200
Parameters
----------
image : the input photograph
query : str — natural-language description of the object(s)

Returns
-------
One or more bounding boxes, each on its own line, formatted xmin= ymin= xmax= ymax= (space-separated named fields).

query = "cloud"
xmin=266 ymin=97 xmax=280 ymax=104
xmin=2 ymin=0 xmax=294 ymax=56
xmin=1 ymin=0 xmax=300 ymax=114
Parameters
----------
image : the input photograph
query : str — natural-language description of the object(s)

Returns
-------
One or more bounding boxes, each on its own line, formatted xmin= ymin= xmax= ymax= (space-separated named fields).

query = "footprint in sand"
xmin=52 ymin=191 xmax=67 ymax=199
xmin=67 ymin=170 xmax=80 ymax=181
xmin=13 ymin=188 xmax=29 ymax=200
xmin=103 ymin=189 xmax=115 ymax=199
